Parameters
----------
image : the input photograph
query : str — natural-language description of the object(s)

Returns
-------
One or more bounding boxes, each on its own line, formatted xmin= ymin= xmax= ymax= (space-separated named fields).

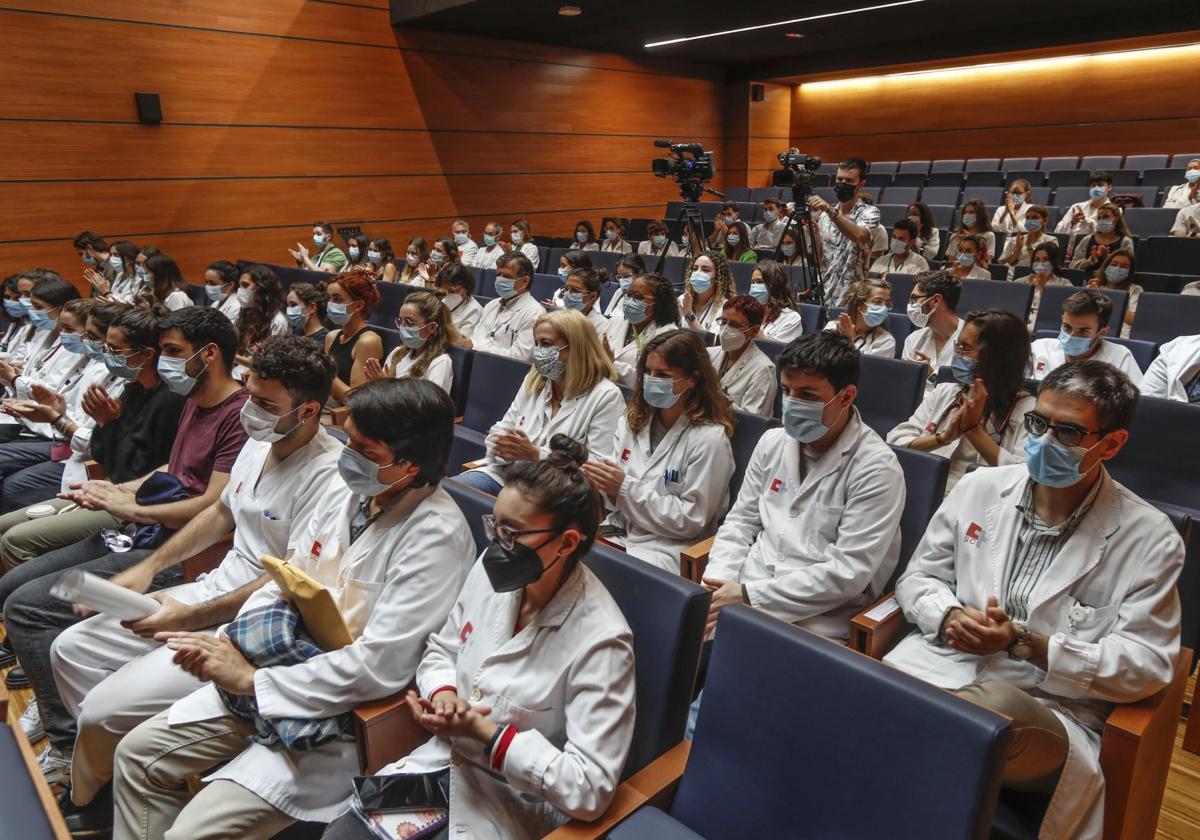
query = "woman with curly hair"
xmin=679 ymin=251 xmax=735 ymax=331
xmin=231 ymin=264 xmax=289 ymax=373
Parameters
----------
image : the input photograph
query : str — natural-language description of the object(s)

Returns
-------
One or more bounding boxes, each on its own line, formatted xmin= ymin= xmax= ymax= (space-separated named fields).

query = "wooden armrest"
xmin=680 ymin=537 xmax=715 ymax=584
xmin=353 ymin=684 xmax=428 ymax=774
xmin=8 ymin=690 xmax=71 ymax=839
xmin=462 ymin=460 xmax=485 ymax=471
xmin=454 ymin=416 xmax=463 ymax=425
xmin=0 ymin=682 xmax=8 ymax=721
xmin=85 ymin=459 xmax=106 ymax=481
xmin=544 ymin=741 xmax=691 ymax=839
xmin=181 ymin=533 xmax=234 ymax=583
xmin=329 ymin=406 xmax=350 ymax=428
xmin=848 ymin=593 xmax=910 ymax=660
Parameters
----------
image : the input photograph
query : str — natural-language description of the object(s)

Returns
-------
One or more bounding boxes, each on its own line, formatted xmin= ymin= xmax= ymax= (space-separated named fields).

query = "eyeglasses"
xmin=101 ymin=344 xmax=143 ymax=358
xmin=951 ymin=341 xmax=977 ymax=356
xmin=394 ymin=318 xmax=427 ymax=330
xmin=1023 ymin=411 xmax=1105 ymax=448
xmin=715 ymin=318 xmax=749 ymax=330
xmin=481 ymin=514 xmax=555 ymax=552
xmin=909 ymin=294 xmax=931 ymax=304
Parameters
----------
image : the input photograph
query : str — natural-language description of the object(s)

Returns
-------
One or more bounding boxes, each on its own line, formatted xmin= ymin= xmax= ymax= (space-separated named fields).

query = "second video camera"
xmin=772 ymin=151 xmax=821 ymax=191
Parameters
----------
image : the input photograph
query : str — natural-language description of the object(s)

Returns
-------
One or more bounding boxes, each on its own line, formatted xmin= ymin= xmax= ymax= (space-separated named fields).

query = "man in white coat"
xmin=451 ymin=218 xmax=479 ymax=264
xmin=902 ymin=270 xmax=964 ymax=392
xmin=868 ymin=219 xmax=930 ymax=277
xmin=1141 ymin=332 xmax=1200 ymax=402
xmin=704 ymin=330 xmax=904 ymax=642
xmin=111 ymin=378 xmax=475 ymax=840
xmin=1029 ymin=289 xmax=1142 ymax=387
xmin=1054 ymin=171 xmax=1113 ymax=235
xmin=885 ymin=360 xmax=1183 ymax=839
xmin=49 ymin=337 xmax=343 ymax=835
xmin=472 ymin=253 xmax=543 ymax=362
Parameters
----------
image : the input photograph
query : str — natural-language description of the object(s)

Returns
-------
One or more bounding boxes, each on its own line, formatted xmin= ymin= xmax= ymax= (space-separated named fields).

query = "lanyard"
xmin=31 ymin=341 xmax=63 ymax=373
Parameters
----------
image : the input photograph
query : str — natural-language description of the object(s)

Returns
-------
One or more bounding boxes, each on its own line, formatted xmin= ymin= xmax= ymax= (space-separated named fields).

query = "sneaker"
xmin=57 ymin=783 xmax=113 ymax=838
xmin=37 ymin=743 xmax=72 ymax=787
xmin=18 ymin=702 xmax=43 ymax=742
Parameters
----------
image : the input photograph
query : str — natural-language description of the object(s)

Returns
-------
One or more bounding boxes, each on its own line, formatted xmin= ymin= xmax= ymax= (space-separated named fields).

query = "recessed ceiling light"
xmin=785 ymin=32 xmax=805 ymax=39
xmin=645 ymin=0 xmax=926 ymax=47
xmin=558 ymin=5 xmax=582 ymax=15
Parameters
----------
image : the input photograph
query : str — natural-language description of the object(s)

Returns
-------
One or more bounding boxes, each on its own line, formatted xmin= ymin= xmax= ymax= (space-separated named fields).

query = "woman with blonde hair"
xmin=582 ymin=329 xmax=735 ymax=574
xmin=363 ymin=290 xmax=459 ymax=394
xmin=457 ymin=308 xmax=624 ymax=495
xmin=679 ymin=251 xmax=735 ymax=331
xmin=824 ymin=276 xmax=895 ymax=357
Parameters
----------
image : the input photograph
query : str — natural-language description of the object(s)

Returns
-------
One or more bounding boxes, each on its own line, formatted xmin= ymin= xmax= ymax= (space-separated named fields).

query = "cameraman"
xmin=807 ymin=157 xmax=879 ymax=306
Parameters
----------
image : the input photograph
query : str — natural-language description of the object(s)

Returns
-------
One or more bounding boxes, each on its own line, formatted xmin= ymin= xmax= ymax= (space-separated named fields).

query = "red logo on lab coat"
xmin=769 ymin=478 xmax=783 ymax=494
xmin=964 ymin=522 xmax=983 ymax=545
xmin=234 ymin=480 xmax=243 ymax=496
xmin=620 ymin=448 xmax=631 ymax=464
xmin=924 ymin=421 xmax=937 ymax=434
xmin=1035 ymin=360 xmax=1046 ymax=373
xmin=311 ymin=540 xmax=321 ymax=558
xmin=460 ymin=622 xmax=474 ymax=644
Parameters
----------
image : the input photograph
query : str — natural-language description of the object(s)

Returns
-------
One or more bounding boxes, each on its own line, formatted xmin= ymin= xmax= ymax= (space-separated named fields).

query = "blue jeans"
xmin=454 ymin=469 xmax=503 ymax=496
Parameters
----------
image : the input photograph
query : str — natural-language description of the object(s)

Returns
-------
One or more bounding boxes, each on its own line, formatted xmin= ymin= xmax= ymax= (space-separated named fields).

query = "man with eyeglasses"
xmin=1030 ymin=289 xmax=1142 ymax=386
xmin=884 ymin=360 xmax=1183 ymax=838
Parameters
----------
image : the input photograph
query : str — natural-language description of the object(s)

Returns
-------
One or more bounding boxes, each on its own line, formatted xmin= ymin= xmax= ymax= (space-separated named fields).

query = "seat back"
xmin=959 ymin=279 xmax=1034 ymax=321
xmin=1080 ymin=155 xmax=1122 ymax=170
xmin=1039 ymin=156 xmax=1078 ymax=170
xmin=674 ymin=606 xmax=1010 ymax=840
xmin=1108 ymin=397 xmax=1200 ymax=512
xmin=1031 ymin=285 xmax=1127 ymax=335
xmin=965 ymin=158 xmax=1000 ymax=172
xmin=369 ymin=282 xmax=414 ymax=328
xmin=729 ymin=410 xmax=775 ymax=498
xmin=884 ymin=273 xmax=917 ymax=312
xmin=797 ymin=303 xmax=824 ymax=335
xmin=899 ymin=160 xmax=931 ymax=174
xmin=185 ymin=284 xmax=208 ymax=307
xmin=1171 ymin=153 xmax=1200 ymax=167
xmin=376 ymin=327 xmax=401 ymax=359
xmin=0 ymin=726 xmax=65 ymax=840
xmin=727 ymin=261 xmax=755 ymax=295
xmin=964 ymin=171 xmax=1004 ymax=188
xmin=1049 ymin=172 xmax=1091 ymax=190
xmin=886 ymin=312 xmax=914 ymax=357
xmin=749 ymin=187 xmax=783 ymax=203
xmin=919 ymin=186 xmax=960 ymax=206
xmin=445 ymin=344 xmax=474 ymax=415
xmin=881 ymin=186 xmax=919 ymax=205
xmin=1130 ymin=290 xmax=1200 ymax=345
xmin=870 ymin=161 xmax=899 ymax=174
xmin=459 ymin=350 xmax=529 ymax=433
xmin=441 ymin=477 xmax=494 ymax=554
xmin=1141 ymin=168 xmax=1185 ymax=188
xmin=530 ymin=273 xmax=561 ymax=303
xmin=1138 ymin=238 xmax=1200 ymax=277
xmin=1175 ymin=515 xmax=1200 ymax=660
xmin=889 ymin=445 xmax=950 ymax=584
xmin=857 ymin=356 xmax=926 ymax=437
xmin=930 ymin=159 xmax=965 ymax=173
xmin=1122 ymin=208 xmax=1179 ymax=238
xmin=962 ymin=186 xmax=1003 ymax=207
xmin=1002 ymin=157 xmax=1039 ymax=172
xmin=582 ymin=542 xmax=709 ymax=777
xmin=1125 ymin=154 xmax=1168 ymax=170
xmin=1005 ymin=169 xmax=1046 ymax=187
xmin=723 ymin=187 xmax=751 ymax=202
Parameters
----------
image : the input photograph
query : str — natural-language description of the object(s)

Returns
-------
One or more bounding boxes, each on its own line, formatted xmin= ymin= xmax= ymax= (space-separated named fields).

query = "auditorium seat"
xmin=1049 ymin=171 xmax=1091 ymax=190
xmin=749 ymin=187 xmax=783 ymax=203
xmin=661 ymin=255 xmax=687 ymax=285
xmin=1028 ymin=186 xmax=1053 ymax=205
xmin=1005 ymin=170 xmax=1047 ymax=187
xmin=441 ymin=477 xmax=493 ymax=553
xmin=889 ymin=172 xmax=927 ymax=188
xmin=0 ymin=714 xmax=68 ymax=840
xmin=797 ymin=303 xmax=824 ymax=335
xmin=185 ymin=284 xmax=208 ymax=307
xmin=888 ymin=445 xmax=950 ymax=583
xmin=1052 ymin=186 xmax=1091 ymax=207
xmin=874 ymin=204 xmax=909 ymax=228
xmin=1039 ymin=156 xmax=1079 ymax=170
xmin=1031 ymin=286 xmax=1127 ymax=335
xmin=919 ymin=186 xmax=959 ymax=206
xmin=965 ymin=158 xmax=1001 ymax=172
xmin=368 ymin=282 xmax=413 ymax=328
xmin=857 ymin=356 xmax=926 ymax=438
xmin=376 ymin=327 xmax=401 ymax=360
xmin=1111 ymin=186 xmax=1157 ymax=206
xmin=734 ymin=201 xmax=759 ymax=223
xmin=444 ymin=345 xmax=473 ymax=416
xmin=723 ymin=187 xmax=751 ymax=202
xmin=544 ymin=246 xmax=566 ymax=272
xmin=879 ymin=186 xmax=919 ymax=206
xmin=858 ymin=186 xmax=881 ymax=202
xmin=1125 ymin=155 xmax=1168 ymax=170
xmin=964 ymin=171 xmax=1005 ymax=189
xmin=959 ymin=278 xmax=1034 ymax=321
xmin=1141 ymin=168 xmax=1184 ymax=188
xmin=1001 ymin=157 xmax=1039 ymax=172
xmin=727 ymin=261 xmax=754 ymax=294
xmin=870 ymin=161 xmax=899 ymax=174
xmin=1107 ymin=170 xmax=1140 ymax=187
xmin=963 ymin=187 xmax=1003 ymax=207
xmin=1109 ymin=397 xmax=1200 ymax=519
xmin=926 ymin=206 xmax=956 ymax=229
xmin=926 ymin=171 xmax=964 ymax=187
xmin=886 ymin=312 xmax=915 ymax=357
xmin=884 ymin=274 xmax=917 ymax=312
xmin=578 ymin=606 xmax=1010 ymax=840
xmin=1122 ymin=208 xmax=1179 ymax=237
xmin=1170 ymin=153 xmax=1200 ymax=167
xmin=1081 ymin=155 xmax=1123 ymax=170
xmin=815 ymin=186 xmax=837 ymax=204
xmin=899 ymin=160 xmax=931 ymax=174
xmin=1139 ymin=237 xmax=1200 ymax=276
xmin=930 ymin=159 xmax=964 ymax=173
xmin=448 ymin=350 xmax=528 ymax=471
xmin=865 ymin=172 xmax=894 ymax=188
xmin=1130 ymin=291 xmax=1200 ymax=346
xmin=729 ymin=410 xmax=776 ymax=499
xmin=531 ymin=272 xmax=561 ymax=302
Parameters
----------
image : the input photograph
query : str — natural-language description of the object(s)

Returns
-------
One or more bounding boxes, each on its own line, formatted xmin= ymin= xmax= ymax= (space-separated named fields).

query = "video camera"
xmin=652 ymin=139 xmax=715 ymax=202
xmin=772 ymin=151 xmax=822 ymax=196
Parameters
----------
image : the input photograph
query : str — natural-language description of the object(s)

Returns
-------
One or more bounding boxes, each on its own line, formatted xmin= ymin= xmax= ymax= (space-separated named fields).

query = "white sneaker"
xmin=17 ymin=702 xmax=43 ymax=742
xmin=36 ymin=744 xmax=72 ymax=787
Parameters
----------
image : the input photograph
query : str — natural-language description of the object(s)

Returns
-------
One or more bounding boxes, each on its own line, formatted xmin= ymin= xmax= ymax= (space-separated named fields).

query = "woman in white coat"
xmin=557 ymin=266 xmax=610 ymax=335
xmin=600 ymin=272 xmax=682 ymax=387
xmin=582 ymin=329 xmax=735 ymax=574
xmin=1142 ymin=332 xmax=1200 ymax=401
xmin=599 ymin=217 xmax=633 ymax=254
xmin=823 ymin=277 xmax=895 ymax=358
xmin=322 ymin=436 xmax=636 ymax=840
xmin=434 ymin=264 xmax=484 ymax=344
xmin=111 ymin=379 xmax=476 ymax=839
xmin=679 ymin=251 xmax=734 ymax=332
xmin=601 ymin=254 xmax=645 ymax=318
xmin=749 ymin=259 xmax=804 ymax=343
xmin=888 ymin=310 xmax=1036 ymax=494
xmin=1163 ymin=158 xmax=1200 ymax=209
xmin=363 ymin=290 xmax=458 ymax=395
xmin=508 ymin=218 xmax=540 ymax=271
xmin=458 ymin=308 xmax=623 ymax=495
xmin=707 ymin=295 xmax=777 ymax=416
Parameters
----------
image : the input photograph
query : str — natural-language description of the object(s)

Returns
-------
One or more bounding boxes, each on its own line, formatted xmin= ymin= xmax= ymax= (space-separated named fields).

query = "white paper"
xmin=864 ymin=595 xmax=901 ymax=623
xmin=50 ymin=570 xmax=160 ymax=621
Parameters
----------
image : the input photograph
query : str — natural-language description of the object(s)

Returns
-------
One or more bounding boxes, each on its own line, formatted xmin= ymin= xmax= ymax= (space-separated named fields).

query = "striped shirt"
xmin=1006 ymin=474 xmax=1105 ymax=622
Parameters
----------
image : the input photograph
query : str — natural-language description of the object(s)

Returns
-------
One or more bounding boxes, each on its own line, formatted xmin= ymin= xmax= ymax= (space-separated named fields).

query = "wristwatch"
xmin=827 ymin=204 xmax=840 ymax=219
xmin=1008 ymin=622 xmax=1034 ymax=661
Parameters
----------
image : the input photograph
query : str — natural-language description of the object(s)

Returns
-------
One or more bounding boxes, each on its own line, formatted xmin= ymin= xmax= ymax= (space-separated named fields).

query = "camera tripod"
xmin=652 ymin=183 xmax=726 ymax=280
xmin=771 ymin=187 xmax=829 ymax=309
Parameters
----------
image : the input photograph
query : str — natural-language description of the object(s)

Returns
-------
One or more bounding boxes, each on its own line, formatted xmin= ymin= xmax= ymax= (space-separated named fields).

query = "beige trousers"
xmin=955 ymin=681 xmax=1070 ymax=793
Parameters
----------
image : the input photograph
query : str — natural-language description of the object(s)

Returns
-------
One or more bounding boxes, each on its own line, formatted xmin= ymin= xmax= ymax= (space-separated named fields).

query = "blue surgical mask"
xmin=749 ymin=283 xmax=769 ymax=304
xmin=1012 ymin=193 xmax=1026 ymax=205
xmin=494 ymin=276 xmax=518 ymax=299
xmin=961 ymin=213 xmax=977 ymax=228
xmin=562 ymin=290 xmax=586 ymax=311
xmin=1024 ymin=433 xmax=1101 ymax=489
xmin=454 ymin=232 xmax=469 ymax=246
xmin=483 ymin=234 xmax=497 ymax=247
xmin=337 ymin=446 xmax=403 ymax=497
xmin=1186 ymin=169 xmax=1200 ymax=183
xmin=1089 ymin=186 xmax=1108 ymax=201
xmin=1095 ymin=218 xmax=1115 ymax=234
xmin=348 ymin=246 xmax=361 ymax=260
xmin=618 ymin=274 xmax=633 ymax=291
xmin=956 ymin=252 xmax=976 ymax=268
xmin=430 ymin=250 xmax=446 ymax=264
xmin=327 ymin=302 xmax=352 ymax=325
xmin=1105 ymin=266 xmax=1129 ymax=284
xmin=82 ymin=339 xmax=104 ymax=360
xmin=17 ymin=297 xmax=31 ymax=313
xmin=1023 ymin=218 xmax=1043 ymax=232
xmin=3 ymin=300 xmax=25 ymax=318
xmin=576 ymin=231 xmax=588 ymax=243
xmin=136 ymin=266 xmax=148 ymax=282
xmin=236 ymin=288 xmax=254 ymax=307
xmin=763 ymin=210 xmax=777 ymax=223
xmin=889 ymin=238 xmax=908 ymax=255
xmin=642 ymin=374 xmax=680 ymax=409
xmin=652 ymin=234 xmax=667 ymax=249
xmin=206 ymin=284 xmax=226 ymax=302
xmin=511 ymin=232 xmax=524 ymax=245
xmin=367 ymin=250 xmax=381 ymax=265
xmin=605 ymin=229 xmax=618 ymax=241
xmin=689 ymin=270 xmax=713 ymax=294
xmin=1032 ymin=261 xmax=1052 ymax=275
xmin=864 ymin=304 xmax=889 ymax=327
xmin=950 ymin=353 xmax=975 ymax=385
xmin=80 ymin=253 xmax=98 ymax=267
xmin=622 ymin=297 xmax=647 ymax=324
xmin=104 ymin=351 xmax=144 ymax=380
xmin=286 ymin=305 xmax=306 ymax=328
xmin=1058 ymin=330 xmax=1095 ymax=358
xmin=59 ymin=332 xmax=86 ymax=354
xmin=781 ymin=394 xmax=838 ymax=444
xmin=398 ymin=324 xmax=426 ymax=349
xmin=108 ymin=254 xmax=124 ymax=271
xmin=781 ymin=243 xmax=795 ymax=258
xmin=28 ymin=309 xmax=56 ymax=331
xmin=558 ymin=266 xmax=569 ymax=279
xmin=157 ymin=349 xmax=206 ymax=396
xmin=725 ymin=234 xmax=740 ymax=247
xmin=313 ymin=233 xmax=327 ymax=246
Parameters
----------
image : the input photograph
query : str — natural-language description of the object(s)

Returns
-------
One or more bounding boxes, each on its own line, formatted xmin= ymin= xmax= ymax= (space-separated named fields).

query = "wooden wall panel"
xmin=790 ymin=39 xmax=1200 ymax=163
xmin=0 ymin=4 xmax=726 ymax=284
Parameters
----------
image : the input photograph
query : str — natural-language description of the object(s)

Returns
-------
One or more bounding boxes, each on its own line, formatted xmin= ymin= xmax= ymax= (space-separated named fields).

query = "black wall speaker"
xmin=750 ymin=84 xmax=765 ymax=102
xmin=134 ymin=92 xmax=162 ymax=124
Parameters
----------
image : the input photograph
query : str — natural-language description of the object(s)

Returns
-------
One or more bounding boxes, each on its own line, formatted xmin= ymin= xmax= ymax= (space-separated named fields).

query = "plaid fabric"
xmin=218 ymin=601 xmax=352 ymax=752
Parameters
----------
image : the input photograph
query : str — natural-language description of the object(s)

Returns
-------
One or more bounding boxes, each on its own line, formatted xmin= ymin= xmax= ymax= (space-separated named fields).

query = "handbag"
xmin=131 ymin=471 xmax=192 ymax=549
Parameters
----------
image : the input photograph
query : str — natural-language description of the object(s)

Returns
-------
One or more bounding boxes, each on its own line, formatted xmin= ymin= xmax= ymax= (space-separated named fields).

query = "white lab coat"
xmin=704 ymin=417 xmax=904 ymax=641
xmin=1163 ymin=182 xmax=1200 ymax=209
xmin=707 ymin=344 xmax=777 ymax=416
xmin=473 ymin=293 xmax=543 ymax=362
xmin=60 ymin=361 xmax=125 ymax=490
xmin=468 ymin=244 xmax=506 ymax=270
xmin=885 ymin=465 xmax=1183 ymax=840
xmin=1055 ymin=201 xmax=1104 ymax=235
xmin=902 ymin=319 xmax=965 ymax=392
xmin=472 ymin=377 xmax=624 ymax=487
xmin=215 ymin=294 xmax=241 ymax=323
xmin=999 ymin=232 xmax=1055 ymax=270
xmin=164 ymin=289 xmax=192 ymax=311
xmin=917 ymin=228 xmax=941 ymax=262
xmin=1 ymin=336 xmax=87 ymax=434
xmin=518 ymin=242 xmax=540 ymax=271
xmin=383 ymin=347 xmax=453 ymax=395
xmin=382 ymin=561 xmax=635 ymax=840
xmin=1029 ymin=338 xmax=1143 ymax=388
xmin=991 ymin=202 xmax=1031 ymax=234
xmin=602 ymin=413 xmax=734 ymax=574
xmin=1169 ymin=204 xmax=1200 ymax=236
xmin=599 ymin=238 xmax=633 ymax=254
xmin=600 ymin=317 xmax=679 ymax=387
xmin=1141 ymin=334 xmax=1200 ymax=402
xmin=678 ymin=291 xmax=729 ymax=332
xmin=458 ymin=238 xmax=480 ymax=263
xmin=749 ymin=218 xmax=788 ymax=251
xmin=446 ymin=295 xmax=484 ymax=342
xmin=637 ymin=239 xmax=685 ymax=258
xmin=822 ymin=320 xmax=896 ymax=358
xmin=869 ymin=250 xmax=929 ymax=276
xmin=568 ymin=241 xmax=599 ymax=252
xmin=167 ymin=479 xmax=475 ymax=822
xmin=946 ymin=231 xmax=997 ymax=262
xmin=887 ymin=382 xmax=1035 ymax=494
xmin=761 ymin=307 xmax=804 ymax=343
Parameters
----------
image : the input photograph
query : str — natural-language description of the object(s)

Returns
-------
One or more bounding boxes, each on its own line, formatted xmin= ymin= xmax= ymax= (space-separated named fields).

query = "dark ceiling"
xmin=393 ymin=0 xmax=1200 ymax=81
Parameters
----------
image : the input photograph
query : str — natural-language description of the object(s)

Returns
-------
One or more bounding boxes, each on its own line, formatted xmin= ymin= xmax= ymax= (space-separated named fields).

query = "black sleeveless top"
xmin=330 ymin=325 xmax=380 ymax=385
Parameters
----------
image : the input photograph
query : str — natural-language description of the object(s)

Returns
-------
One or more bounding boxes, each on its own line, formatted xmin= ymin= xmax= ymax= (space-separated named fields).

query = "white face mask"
xmin=718 ymin=324 xmax=748 ymax=352
xmin=406 ymin=253 xmax=420 ymax=266
xmin=239 ymin=399 xmax=303 ymax=444
xmin=441 ymin=292 xmax=463 ymax=309
xmin=236 ymin=287 xmax=253 ymax=307
xmin=907 ymin=299 xmax=931 ymax=328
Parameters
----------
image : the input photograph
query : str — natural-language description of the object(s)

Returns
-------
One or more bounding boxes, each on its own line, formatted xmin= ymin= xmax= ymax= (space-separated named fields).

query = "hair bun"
xmin=546 ymin=434 xmax=588 ymax=471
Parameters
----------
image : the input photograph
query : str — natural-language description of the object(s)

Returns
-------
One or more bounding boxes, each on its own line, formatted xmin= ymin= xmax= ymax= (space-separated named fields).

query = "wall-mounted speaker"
xmin=134 ymin=92 xmax=162 ymax=124
xmin=750 ymin=84 xmax=765 ymax=102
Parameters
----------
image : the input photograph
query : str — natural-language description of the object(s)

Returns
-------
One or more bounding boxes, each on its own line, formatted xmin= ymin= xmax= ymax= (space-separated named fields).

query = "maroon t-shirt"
xmin=166 ymin=388 xmax=250 ymax=496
